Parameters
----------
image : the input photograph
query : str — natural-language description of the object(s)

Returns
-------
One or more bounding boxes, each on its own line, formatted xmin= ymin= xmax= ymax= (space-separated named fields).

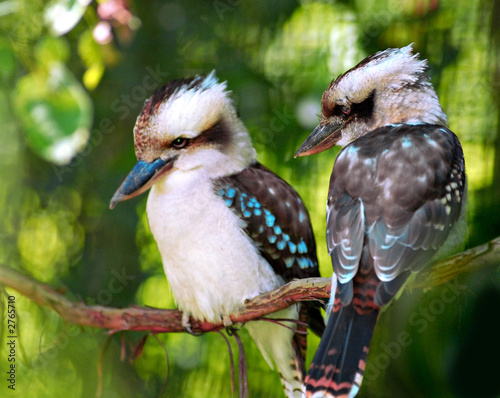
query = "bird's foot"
xmin=225 ymin=323 xmax=245 ymax=336
xmin=181 ymin=312 xmax=203 ymax=336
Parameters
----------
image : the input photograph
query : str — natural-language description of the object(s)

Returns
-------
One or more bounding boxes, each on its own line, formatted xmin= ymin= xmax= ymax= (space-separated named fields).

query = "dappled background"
xmin=1 ymin=0 xmax=500 ymax=397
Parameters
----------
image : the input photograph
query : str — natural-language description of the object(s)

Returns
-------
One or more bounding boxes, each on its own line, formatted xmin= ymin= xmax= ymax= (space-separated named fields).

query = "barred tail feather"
xmin=304 ymin=304 xmax=379 ymax=398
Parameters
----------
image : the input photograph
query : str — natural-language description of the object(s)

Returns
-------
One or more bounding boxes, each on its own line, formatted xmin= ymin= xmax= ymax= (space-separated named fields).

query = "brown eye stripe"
xmin=322 ymin=102 xmax=338 ymax=118
xmin=189 ymin=119 xmax=232 ymax=152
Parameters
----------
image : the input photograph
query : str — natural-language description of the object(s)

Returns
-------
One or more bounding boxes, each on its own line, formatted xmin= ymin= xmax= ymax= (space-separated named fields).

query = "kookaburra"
xmin=109 ymin=72 xmax=323 ymax=397
xmin=295 ymin=45 xmax=467 ymax=397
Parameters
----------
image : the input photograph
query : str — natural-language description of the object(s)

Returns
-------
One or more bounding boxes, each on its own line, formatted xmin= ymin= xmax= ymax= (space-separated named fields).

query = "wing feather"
xmin=213 ymin=162 xmax=319 ymax=281
xmin=327 ymin=124 xmax=466 ymax=304
xmin=327 ymin=194 xmax=365 ymax=284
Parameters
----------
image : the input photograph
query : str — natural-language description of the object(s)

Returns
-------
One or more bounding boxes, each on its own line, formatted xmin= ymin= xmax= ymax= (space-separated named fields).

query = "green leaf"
xmin=35 ymin=36 xmax=70 ymax=66
xmin=13 ymin=63 xmax=93 ymax=165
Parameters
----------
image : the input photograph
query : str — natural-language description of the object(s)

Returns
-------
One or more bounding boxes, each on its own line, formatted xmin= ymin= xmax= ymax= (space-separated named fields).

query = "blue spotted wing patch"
xmin=214 ymin=162 xmax=319 ymax=281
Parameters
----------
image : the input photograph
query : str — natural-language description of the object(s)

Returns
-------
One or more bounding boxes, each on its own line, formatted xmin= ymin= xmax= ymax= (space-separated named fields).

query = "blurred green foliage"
xmin=0 ymin=0 xmax=500 ymax=397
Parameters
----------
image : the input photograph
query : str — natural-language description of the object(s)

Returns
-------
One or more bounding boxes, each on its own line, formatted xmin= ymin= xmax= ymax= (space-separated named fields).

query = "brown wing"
xmin=327 ymin=124 xmax=466 ymax=306
xmin=214 ymin=162 xmax=319 ymax=281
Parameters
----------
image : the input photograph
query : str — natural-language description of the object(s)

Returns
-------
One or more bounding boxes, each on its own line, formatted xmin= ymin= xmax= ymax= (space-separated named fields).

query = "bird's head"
xmin=295 ymin=44 xmax=447 ymax=157
xmin=110 ymin=71 xmax=256 ymax=209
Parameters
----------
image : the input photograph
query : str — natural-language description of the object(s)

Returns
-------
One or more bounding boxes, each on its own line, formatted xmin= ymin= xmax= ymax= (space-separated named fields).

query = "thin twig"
xmin=228 ymin=328 xmax=248 ymax=398
xmin=151 ymin=334 xmax=170 ymax=398
xmin=217 ymin=330 xmax=236 ymax=397
xmin=257 ymin=317 xmax=309 ymax=334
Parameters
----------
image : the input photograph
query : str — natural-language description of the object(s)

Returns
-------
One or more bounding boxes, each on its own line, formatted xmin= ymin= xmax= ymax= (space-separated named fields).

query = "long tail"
xmin=304 ymin=303 xmax=379 ymax=398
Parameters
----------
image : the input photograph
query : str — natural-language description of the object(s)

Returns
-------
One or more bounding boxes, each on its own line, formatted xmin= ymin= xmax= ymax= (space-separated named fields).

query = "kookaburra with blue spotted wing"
xmin=110 ymin=72 xmax=323 ymax=397
xmin=295 ymin=45 xmax=467 ymax=397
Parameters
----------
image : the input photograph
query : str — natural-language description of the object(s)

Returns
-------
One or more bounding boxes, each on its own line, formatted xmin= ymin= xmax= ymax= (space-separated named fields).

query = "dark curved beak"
xmin=110 ymin=156 xmax=177 ymax=209
xmin=294 ymin=122 xmax=342 ymax=157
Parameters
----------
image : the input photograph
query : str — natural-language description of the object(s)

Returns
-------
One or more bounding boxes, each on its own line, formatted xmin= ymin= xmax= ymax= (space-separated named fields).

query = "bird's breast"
xmin=146 ymin=175 xmax=282 ymax=323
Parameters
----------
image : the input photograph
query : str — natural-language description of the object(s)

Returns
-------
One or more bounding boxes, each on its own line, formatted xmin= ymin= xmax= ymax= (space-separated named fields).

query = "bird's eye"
xmin=341 ymin=105 xmax=350 ymax=115
xmin=172 ymin=137 xmax=189 ymax=149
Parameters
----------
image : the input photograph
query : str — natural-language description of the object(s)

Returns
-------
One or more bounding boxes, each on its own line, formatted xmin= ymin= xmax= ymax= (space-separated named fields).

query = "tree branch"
xmin=410 ymin=235 xmax=500 ymax=289
xmin=0 ymin=236 xmax=498 ymax=334
xmin=0 ymin=264 xmax=329 ymax=334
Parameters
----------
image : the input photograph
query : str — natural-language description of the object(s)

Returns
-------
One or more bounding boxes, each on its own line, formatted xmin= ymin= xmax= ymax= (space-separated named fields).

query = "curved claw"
xmin=184 ymin=324 xmax=204 ymax=337
xmin=226 ymin=324 xmax=245 ymax=336
xmin=181 ymin=312 xmax=204 ymax=336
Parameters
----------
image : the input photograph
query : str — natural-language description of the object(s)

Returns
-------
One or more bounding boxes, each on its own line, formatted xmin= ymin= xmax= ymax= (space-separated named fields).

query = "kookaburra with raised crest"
xmin=295 ymin=45 xmax=467 ymax=397
xmin=110 ymin=72 xmax=323 ymax=397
